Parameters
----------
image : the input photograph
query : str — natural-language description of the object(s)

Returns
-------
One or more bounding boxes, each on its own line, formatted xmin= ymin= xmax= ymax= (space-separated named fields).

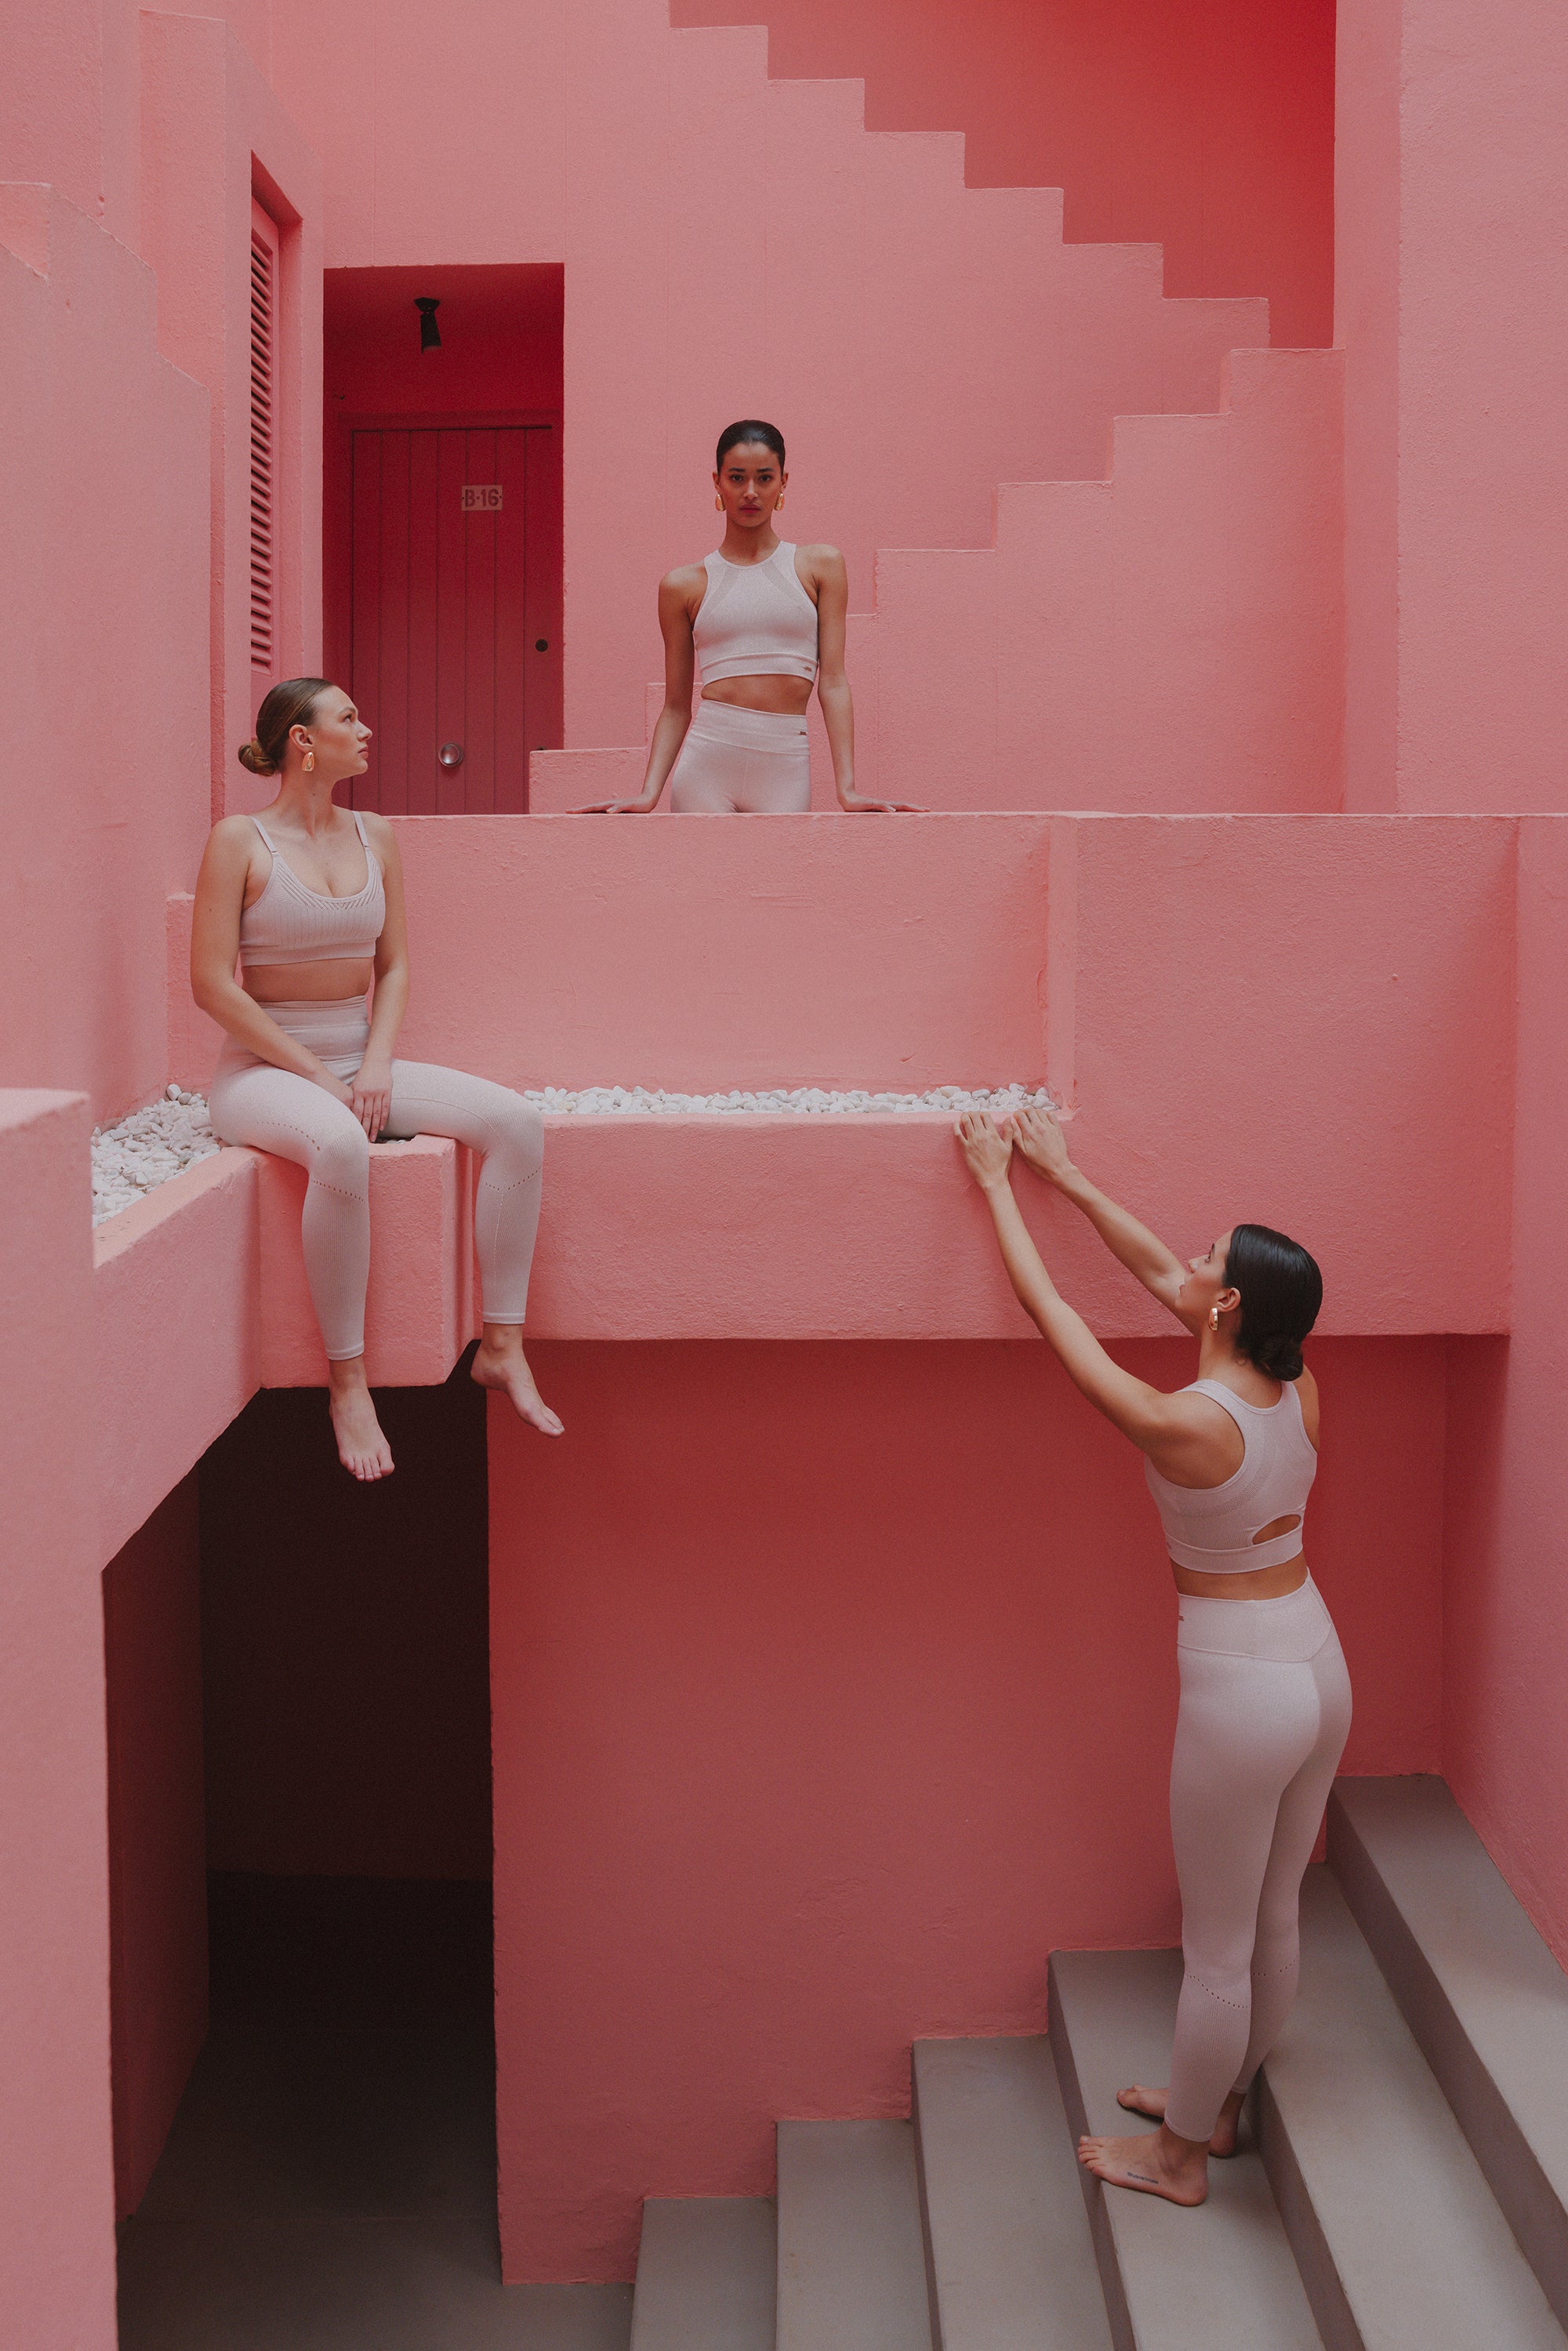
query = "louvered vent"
xmin=249 ymin=217 xmax=276 ymax=672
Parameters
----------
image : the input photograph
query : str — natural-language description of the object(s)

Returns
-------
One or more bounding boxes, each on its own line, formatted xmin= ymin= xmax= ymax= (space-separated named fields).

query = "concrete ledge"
xmin=253 ymin=1137 xmax=475 ymax=1388
xmin=94 ymin=1149 xmax=259 ymax=1562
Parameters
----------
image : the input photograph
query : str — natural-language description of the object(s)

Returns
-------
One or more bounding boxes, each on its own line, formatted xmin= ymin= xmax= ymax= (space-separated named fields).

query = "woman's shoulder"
xmin=204 ymin=811 xmax=264 ymax=862
xmin=661 ymin=559 xmax=710 ymax=594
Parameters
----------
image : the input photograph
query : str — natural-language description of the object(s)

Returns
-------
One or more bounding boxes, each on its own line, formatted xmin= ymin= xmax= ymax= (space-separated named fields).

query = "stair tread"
xmin=630 ymin=2197 xmax=775 ymax=2351
xmin=1263 ymin=1867 xmax=1566 ymax=2347
xmin=1049 ymin=1950 xmax=1322 ymax=2351
xmin=776 ymin=2119 xmax=933 ymax=2351
xmin=1330 ymin=1776 xmax=1568 ymax=2199
xmin=913 ymin=2037 xmax=1113 ymax=2351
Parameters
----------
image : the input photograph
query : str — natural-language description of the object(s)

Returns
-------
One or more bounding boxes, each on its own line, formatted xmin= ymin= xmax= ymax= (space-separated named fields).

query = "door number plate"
xmin=461 ymin=484 xmax=503 ymax=511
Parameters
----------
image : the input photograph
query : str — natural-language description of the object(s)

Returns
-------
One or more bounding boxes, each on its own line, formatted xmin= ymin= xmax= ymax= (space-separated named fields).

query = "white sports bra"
xmin=238 ymin=810 xmax=385 ymax=967
xmin=691 ymin=542 xmax=819 ymax=687
xmin=1145 ymin=1378 xmax=1317 ymax=1573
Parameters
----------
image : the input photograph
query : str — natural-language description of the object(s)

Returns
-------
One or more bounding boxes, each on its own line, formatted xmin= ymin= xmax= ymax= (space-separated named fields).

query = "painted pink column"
xmin=1338 ymin=0 xmax=1568 ymax=811
xmin=0 ymin=1093 xmax=118 ymax=2349
xmin=1443 ymin=816 xmax=1568 ymax=1965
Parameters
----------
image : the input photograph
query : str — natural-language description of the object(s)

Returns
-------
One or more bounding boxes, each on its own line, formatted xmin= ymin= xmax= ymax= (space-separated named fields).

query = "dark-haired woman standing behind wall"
xmin=581 ymin=421 xmax=917 ymax=814
xmin=956 ymin=1104 xmax=1351 ymax=2210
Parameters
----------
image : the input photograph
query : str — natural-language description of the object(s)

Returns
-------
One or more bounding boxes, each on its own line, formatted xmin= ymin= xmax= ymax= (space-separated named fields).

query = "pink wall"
xmin=103 ymin=1475 xmax=209 ymax=2220
xmin=201 ymin=1374 xmax=492 ymax=1881
xmin=491 ymin=1333 xmax=1444 ymax=2280
xmin=673 ymin=0 xmax=1335 ymax=346
xmin=0 ymin=1094 xmax=117 ymax=2351
xmin=0 ymin=189 xmax=209 ymax=1123
xmin=1338 ymin=0 xmax=1568 ymax=812
xmin=1442 ymin=818 xmax=1568 ymax=1965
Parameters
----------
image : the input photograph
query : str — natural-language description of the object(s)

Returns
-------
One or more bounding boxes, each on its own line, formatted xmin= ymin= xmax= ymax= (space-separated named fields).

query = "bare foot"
xmin=1077 ymin=2123 xmax=1208 ymax=2206
xmin=470 ymin=1331 xmax=564 ymax=1436
xmin=327 ymin=1365 xmax=394 ymax=1482
xmin=1117 ymin=2084 xmax=1243 ymax=2157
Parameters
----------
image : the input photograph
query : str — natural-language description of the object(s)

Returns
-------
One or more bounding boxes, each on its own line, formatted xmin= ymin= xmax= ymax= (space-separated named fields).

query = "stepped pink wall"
xmin=491 ymin=1334 xmax=1444 ymax=2279
xmin=1339 ymin=0 xmax=1568 ymax=812
xmin=103 ymin=1477 xmax=208 ymax=2221
xmin=672 ymin=0 xmax=1334 ymax=346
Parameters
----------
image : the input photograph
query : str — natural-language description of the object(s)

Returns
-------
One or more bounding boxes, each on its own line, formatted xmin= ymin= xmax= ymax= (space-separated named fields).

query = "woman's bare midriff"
xmin=1172 ymin=1554 xmax=1309 ymax=1601
xmin=702 ymin=675 xmax=812 ymax=716
xmin=245 ymin=958 xmax=373 ymax=1003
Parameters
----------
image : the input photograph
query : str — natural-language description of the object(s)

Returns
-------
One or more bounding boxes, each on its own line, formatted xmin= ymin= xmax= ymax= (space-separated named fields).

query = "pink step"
xmin=868 ymin=347 xmax=1344 ymax=811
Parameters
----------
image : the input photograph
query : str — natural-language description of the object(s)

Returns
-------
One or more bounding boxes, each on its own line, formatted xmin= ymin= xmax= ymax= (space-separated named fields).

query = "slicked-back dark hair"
xmin=239 ymin=677 xmax=332 ymax=776
xmin=716 ymin=419 xmax=786 ymax=470
xmin=1224 ymin=1224 xmax=1323 ymax=1380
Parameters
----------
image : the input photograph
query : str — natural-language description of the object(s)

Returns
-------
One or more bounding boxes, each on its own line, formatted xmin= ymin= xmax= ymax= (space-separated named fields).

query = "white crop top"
xmin=1145 ymin=1378 xmax=1317 ymax=1573
xmin=691 ymin=542 xmax=819 ymax=687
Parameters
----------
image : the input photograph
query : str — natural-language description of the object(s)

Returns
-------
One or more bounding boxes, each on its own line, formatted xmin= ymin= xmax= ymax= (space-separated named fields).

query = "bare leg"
xmin=1116 ymin=2084 xmax=1244 ymax=2156
xmin=1076 ymin=2119 xmax=1209 ymax=2206
xmin=470 ymin=1323 xmax=564 ymax=1436
xmin=328 ymin=1357 xmax=394 ymax=1480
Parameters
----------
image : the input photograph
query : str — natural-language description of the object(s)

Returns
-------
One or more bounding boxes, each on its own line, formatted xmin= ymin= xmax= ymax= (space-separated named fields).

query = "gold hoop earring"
xmin=775 ymin=495 xmax=784 ymax=510
xmin=304 ymin=752 xmax=315 ymax=774
xmin=715 ymin=495 xmax=724 ymax=512
xmin=1208 ymin=1305 xmax=1220 ymax=1332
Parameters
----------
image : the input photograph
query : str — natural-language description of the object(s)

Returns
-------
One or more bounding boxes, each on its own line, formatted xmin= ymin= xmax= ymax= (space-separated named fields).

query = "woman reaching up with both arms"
xmin=956 ymin=1102 xmax=1350 ymax=2209
xmin=582 ymin=420 xmax=918 ymax=815
xmin=192 ymin=678 xmax=562 ymax=1481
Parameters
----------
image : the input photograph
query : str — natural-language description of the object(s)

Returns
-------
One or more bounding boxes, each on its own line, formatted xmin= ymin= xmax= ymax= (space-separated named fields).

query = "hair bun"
xmin=237 ymin=737 xmax=273 ymax=775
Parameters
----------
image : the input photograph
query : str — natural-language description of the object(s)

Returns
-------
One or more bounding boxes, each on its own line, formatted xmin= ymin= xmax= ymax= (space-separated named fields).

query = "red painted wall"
xmin=322 ymin=263 xmax=563 ymax=691
xmin=200 ymin=1365 xmax=491 ymax=1881
xmin=103 ymin=1475 xmax=208 ymax=2220
xmin=490 ymin=1332 xmax=1444 ymax=2280
xmin=671 ymin=0 xmax=1335 ymax=346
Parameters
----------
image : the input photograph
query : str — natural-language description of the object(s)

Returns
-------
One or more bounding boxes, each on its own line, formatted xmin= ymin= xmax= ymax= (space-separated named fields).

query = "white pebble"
xmin=90 ymin=1078 xmax=1061 ymax=1224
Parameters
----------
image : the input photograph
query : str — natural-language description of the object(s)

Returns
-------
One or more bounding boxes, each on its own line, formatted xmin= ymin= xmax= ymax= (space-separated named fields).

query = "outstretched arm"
xmin=956 ymin=1113 xmax=1176 ymax=1446
xmin=1004 ymin=1105 xmax=1196 ymax=1331
xmin=807 ymin=547 xmax=920 ymax=813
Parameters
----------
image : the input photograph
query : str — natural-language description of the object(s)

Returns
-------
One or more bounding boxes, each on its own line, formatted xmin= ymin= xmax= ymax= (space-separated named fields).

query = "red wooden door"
xmin=347 ymin=423 xmax=561 ymax=814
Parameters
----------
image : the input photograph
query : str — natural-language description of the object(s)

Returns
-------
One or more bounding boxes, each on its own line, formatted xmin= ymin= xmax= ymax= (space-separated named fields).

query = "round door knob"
xmin=535 ymin=638 xmax=549 ymax=652
xmin=437 ymin=742 xmax=464 ymax=770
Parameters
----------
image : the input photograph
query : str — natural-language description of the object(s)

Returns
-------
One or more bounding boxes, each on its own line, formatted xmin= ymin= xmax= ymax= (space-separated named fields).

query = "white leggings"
xmin=669 ymin=700 xmax=811 ymax=811
xmin=1164 ymin=1576 xmax=1352 ymax=2141
xmin=209 ymin=999 xmax=543 ymax=1363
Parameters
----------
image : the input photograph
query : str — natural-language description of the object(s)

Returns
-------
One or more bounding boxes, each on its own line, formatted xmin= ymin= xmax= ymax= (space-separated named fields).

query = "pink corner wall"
xmin=103 ymin=1476 xmax=208 ymax=2221
xmin=0 ymin=1094 xmax=117 ymax=2351
xmin=1442 ymin=817 xmax=1568 ymax=1966
xmin=491 ymin=1333 xmax=1444 ymax=2280
xmin=672 ymin=0 xmax=1335 ymax=346
xmin=0 ymin=189 xmax=209 ymax=1123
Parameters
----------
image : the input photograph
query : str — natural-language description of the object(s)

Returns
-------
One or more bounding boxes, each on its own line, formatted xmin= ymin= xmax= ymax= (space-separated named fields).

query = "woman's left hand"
xmin=839 ymin=792 xmax=924 ymax=813
xmin=955 ymin=1110 xmax=1012 ymax=1191
xmin=350 ymin=1057 xmax=393 ymax=1141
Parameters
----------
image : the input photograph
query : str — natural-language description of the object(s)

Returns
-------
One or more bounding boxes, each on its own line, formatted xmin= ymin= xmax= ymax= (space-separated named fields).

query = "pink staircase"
xmin=543 ymin=8 xmax=1338 ymax=811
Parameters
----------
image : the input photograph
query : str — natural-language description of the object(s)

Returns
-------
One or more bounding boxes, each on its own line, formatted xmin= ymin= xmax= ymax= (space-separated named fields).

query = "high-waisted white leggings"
xmin=1164 ymin=1575 xmax=1352 ymax=2142
xmin=669 ymin=700 xmax=811 ymax=812
xmin=209 ymin=998 xmax=543 ymax=1363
